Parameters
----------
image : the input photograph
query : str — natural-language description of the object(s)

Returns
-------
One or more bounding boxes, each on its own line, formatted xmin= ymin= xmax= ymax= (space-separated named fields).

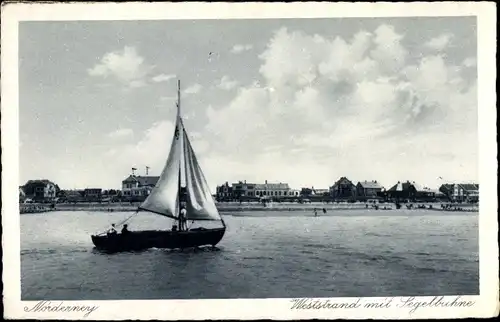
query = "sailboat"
xmin=91 ymin=80 xmax=226 ymax=252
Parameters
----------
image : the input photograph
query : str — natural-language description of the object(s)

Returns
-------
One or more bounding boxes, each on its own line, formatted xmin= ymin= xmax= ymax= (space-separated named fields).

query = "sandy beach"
xmin=21 ymin=201 xmax=479 ymax=214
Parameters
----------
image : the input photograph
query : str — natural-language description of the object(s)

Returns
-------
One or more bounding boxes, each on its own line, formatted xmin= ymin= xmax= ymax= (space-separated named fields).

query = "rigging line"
xmin=117 ymin=210 xmax=140 ymax=226
xmin=94 ymin=210 xmax=140 ymax=235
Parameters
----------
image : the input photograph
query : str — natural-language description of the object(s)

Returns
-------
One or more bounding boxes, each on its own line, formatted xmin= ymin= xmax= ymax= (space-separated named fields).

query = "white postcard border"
xmin=1 ymin=1 xmax=498 ymax=320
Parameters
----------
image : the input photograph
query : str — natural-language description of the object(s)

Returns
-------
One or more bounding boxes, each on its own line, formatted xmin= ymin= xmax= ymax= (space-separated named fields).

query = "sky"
xmin=19 ymin=17 xmax=478 ymax=191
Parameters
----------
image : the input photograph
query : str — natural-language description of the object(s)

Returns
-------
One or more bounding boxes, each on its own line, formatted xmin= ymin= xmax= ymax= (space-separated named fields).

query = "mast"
xmin=177 ymin=79 xmax=183 ymax=231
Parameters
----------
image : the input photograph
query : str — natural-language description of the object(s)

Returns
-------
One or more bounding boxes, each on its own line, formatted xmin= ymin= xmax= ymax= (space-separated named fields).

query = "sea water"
xmin=20 ymin=210 xmax=479 ymax=300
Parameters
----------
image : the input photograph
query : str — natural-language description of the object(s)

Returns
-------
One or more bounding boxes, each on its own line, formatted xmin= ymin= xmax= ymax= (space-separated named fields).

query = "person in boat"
xmin=107 ymin=224 xmax=117 ymax=235
xmin=121 ymin=224 xmax=130 ymax=235
xmin=172 ymin=224 xmax=178 ymax=232
xmin=179 ymin=205 xmax=187 ymax=230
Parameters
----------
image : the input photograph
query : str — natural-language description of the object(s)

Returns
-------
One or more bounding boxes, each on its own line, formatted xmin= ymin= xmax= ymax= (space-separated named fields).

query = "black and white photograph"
xmin=2 ymin=2 xmax=498 ymax=320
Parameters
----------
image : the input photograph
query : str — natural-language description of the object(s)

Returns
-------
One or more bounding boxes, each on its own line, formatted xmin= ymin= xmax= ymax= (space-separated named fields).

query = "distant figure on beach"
xmin=314 ymin=208 xmax=318 ymax=217
xmin=121 ymin=224 xmax=130 ymax=235
xmin=322 ymin=208 xmax=327 ymax=214
xmin=107 ymin=224 xmax=117 ymax=235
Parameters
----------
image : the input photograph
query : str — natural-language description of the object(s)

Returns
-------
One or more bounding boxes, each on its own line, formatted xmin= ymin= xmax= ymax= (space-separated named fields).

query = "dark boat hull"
xmin=91 ymin=227 xmax=225 ymax=252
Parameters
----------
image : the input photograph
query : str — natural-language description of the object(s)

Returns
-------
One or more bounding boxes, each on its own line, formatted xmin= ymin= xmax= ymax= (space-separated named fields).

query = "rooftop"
xmin=459 ymin=183 xmax=479 ymax=191
xmin=358 ymin=180 xmax=383 ymax=189
xmin=123 ymin=175 xmax=160 ymax=186
xmin=255 ymin=183 xmax=290 ymax=190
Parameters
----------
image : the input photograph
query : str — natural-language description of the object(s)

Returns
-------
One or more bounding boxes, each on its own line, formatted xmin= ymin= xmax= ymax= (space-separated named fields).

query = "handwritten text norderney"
xmin=24 ymin=301 xmax=99 ymax=318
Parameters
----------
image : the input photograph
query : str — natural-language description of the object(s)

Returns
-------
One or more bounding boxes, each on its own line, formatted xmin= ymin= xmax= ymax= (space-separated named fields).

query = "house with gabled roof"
xmin=330 ymin=177 xmax=357 ymax=200
xmin=356 ymin=180 xmax=383 ymax=199
xmin=386 ymin=180 xmax=438 ymax=201
xmin=22 ymin=179 xmax=58 ymax=201
xmin=386 ymin=181 xmax=417 ymax=201
xmin=439 ymin=183 xmax=479 ymax=202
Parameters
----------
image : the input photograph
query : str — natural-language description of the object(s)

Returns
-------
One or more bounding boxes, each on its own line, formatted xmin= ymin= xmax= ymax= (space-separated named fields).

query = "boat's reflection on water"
xmin=91 ymin=245 xmax=222 ymax=255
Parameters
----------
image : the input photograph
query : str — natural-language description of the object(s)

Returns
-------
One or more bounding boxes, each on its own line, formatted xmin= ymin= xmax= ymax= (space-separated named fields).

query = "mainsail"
xmin=182 ymin=129 xmax=222 ymax=221
xmin=139 ymin=79 xmax=222 ymax=225
xmin=139 ymin=115 xmax=183 ymax=219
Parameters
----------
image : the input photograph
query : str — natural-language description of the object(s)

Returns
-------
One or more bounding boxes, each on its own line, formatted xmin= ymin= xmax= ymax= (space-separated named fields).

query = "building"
xmin=62 ymin=189 xmax=85 ymax=203
xmin=412 ymin=183 xmax=437 ymax=201
xmin=84 ymin=188 xmax=102 ymax=202
xmin=226 ymin=180 xmax=293 ymax=200
xmin=312 ymin=188 xmax=330 ymax=196
xmin=439 ymin=183 xmax=479 ymax=202
xmin=300 ymin=187 xmax=313 ymax=197
xmin=122 ymin=175 xmax=160 ymax=201
xmin=254 ymin=181 xmax=291 ymax=199
xmin=356 ymin=180 xmax=383 ymax=199
xmin=386 ymin=181 xmax=417 ymax=200
xmin=385 ymin=181 xmax=436 ymax=201
xmin=289 ymin=189 xmax=301 ymax=198
xmin=216 ymin=182 xmax=233 ymax=201
xmin=22 ymin=179 xmax=58 ymax=202
xmin=300 ymin=187 xmax=329 ymax=198
xmin=231 ymin=180 xmax=256 ymax=199
xmin=19 ymin=187 xmax=26 ymax=203
xmin=330 ymin=177 xmax=357 ymax=199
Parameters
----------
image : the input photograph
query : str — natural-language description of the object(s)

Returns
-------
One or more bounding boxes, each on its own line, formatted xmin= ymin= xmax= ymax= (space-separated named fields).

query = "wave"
xmin=21 ymin=248 xmax=90 ymax=256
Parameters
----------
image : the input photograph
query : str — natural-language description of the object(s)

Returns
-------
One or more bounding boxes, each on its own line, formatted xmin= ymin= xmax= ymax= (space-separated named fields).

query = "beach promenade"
xmin=21 ymin=201 xmax=479 ymax=214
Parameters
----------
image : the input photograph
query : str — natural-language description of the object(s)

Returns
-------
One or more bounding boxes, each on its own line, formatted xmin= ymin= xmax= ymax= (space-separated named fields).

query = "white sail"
xmin=139 ymin=116 xmax=183 ymax=219
xmin=182 ymin=129 xmax=221 ymax=221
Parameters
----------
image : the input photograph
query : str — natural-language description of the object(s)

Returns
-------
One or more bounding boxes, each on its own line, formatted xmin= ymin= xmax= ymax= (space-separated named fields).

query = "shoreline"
xmin=20 ymin=202 xmax=479 ymax=214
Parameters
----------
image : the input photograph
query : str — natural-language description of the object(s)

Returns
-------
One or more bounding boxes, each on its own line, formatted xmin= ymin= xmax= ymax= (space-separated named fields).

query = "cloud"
xmin=203 ymin=25 xmax=477 ymax=189
xmin=88 ymin=46 xmax=153 ymax=87
xmin=184 ymin=83 xmax=203 ymax=95
xmin=108 ymin=128 xmax=134 ymax=139
xmin=104 ymin=121 xmax=175 ymax=178
xmin=151 ymin=73 xmax=176 ymax=83
xmin=129 ymin=80 xmax=147 ymax=88
xmin=160 ymin=96 xmax=177 ymax=101
xmin=425 ymin=33 xmax=454 ymax=51
xmin=102 ymin=121 xmax=212 ymax=186
xmin=369 ymin=24 xmax=408 ymax=74
xmin=230 ymin=44 xmax=253 ymax=54
xmin=217 ymin=75 xmax=238 ymax=90
xmin=463 ymin=57 xmax=477 ymax=67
